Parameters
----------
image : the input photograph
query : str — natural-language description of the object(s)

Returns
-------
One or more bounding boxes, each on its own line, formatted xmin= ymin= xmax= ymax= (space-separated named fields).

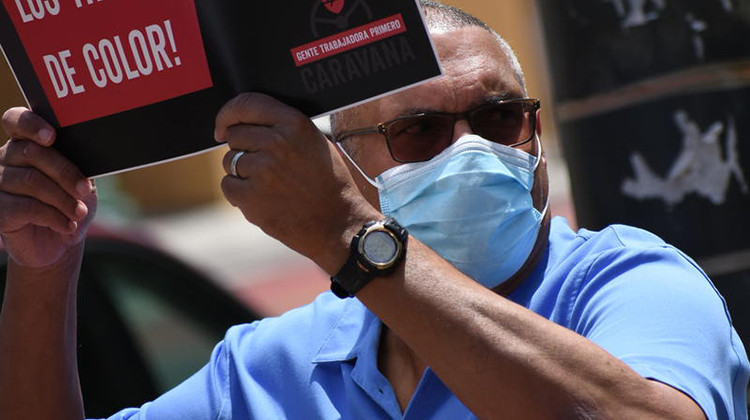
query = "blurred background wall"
xmin=535 ymin=0 xmax=750 ymax=351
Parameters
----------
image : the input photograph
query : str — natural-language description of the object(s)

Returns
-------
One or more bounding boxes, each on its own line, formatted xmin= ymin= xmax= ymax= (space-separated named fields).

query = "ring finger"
xmin=222 ymin=149 xmax=256 ymax=179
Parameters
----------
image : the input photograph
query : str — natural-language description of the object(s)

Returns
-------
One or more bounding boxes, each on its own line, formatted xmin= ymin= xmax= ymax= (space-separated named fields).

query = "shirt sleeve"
xmin=89 ymin=323 xmax=253 ymax=420
xmin=569 ymin=245 xmax=750 ymax=420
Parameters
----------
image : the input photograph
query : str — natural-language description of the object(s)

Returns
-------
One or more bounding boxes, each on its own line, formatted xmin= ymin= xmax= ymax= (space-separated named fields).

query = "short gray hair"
xmin=419 ymin=1 xmax=526 ymax=92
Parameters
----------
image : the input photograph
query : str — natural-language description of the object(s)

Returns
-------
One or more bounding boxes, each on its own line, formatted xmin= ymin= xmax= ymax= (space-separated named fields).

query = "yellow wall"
xmin=0 ymin=54 xmax=27 ymax=134
xmin=0 ymin=1 xmax=554 ymax=213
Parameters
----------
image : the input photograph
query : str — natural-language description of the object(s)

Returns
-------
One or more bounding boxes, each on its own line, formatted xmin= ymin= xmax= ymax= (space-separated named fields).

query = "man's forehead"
xmin=358 ymin=27 xmax=523 ymax=123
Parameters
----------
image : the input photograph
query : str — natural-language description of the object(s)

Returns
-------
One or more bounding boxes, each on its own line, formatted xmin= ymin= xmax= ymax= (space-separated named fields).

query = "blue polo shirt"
xmin=97 ymin=217 xmax=749 ymax=419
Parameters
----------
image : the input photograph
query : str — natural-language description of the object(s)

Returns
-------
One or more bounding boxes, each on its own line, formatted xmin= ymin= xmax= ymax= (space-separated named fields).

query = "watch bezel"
xmin=357 ymin=221 xmax=404 ymax=270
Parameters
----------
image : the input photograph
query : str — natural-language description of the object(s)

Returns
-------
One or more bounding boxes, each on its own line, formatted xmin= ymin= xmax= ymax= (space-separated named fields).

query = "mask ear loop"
xmin=531 ymin=134 xmax=550 ymax=219
xmin=336 ymin=142 xmax=383 ymax=189
xmin=531 ymin=134 xmax=542 ymax=173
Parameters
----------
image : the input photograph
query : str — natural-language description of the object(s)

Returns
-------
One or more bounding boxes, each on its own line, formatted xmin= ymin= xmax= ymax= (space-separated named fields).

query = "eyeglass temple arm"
xmin=333 ymin=126 xmax=383 ymax=142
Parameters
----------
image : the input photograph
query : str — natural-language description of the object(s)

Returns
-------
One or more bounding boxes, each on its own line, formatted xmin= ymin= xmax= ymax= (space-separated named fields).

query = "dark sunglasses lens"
xmin=387 ymin=115 xmax=454 ymax=162
xmin=473 ymin=102 xmax=532 ymax=146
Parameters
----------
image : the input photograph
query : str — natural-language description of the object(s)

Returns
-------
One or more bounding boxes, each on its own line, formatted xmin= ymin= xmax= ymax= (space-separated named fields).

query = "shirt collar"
xmin=312 ymin=297 xmax=382 ymax=364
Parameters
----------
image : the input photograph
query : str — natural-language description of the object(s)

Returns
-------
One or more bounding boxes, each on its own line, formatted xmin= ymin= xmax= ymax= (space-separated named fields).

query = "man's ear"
xmin=536 ymin=108 xmax=543 ymax=138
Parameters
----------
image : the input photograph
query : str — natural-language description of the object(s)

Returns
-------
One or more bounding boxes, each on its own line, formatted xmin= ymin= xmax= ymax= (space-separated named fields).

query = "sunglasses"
xmin=334 ymin=98 xmax=540 ymax=163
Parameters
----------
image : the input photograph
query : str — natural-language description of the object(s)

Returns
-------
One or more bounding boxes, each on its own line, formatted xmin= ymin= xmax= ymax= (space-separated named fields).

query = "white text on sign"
xmin=42 ymin=20 xmax=182 ymax=98
xmin=14 ymin=0 xmax=60 ymax=23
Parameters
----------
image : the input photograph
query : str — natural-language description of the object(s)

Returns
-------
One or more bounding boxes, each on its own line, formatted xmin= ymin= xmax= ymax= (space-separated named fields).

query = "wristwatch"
xmin=330 ymin=218 xmax=408 ymax=298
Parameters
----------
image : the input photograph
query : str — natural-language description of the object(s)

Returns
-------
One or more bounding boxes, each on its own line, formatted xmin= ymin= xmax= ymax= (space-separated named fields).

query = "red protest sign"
xmin=2 ymin=0 xmax=212 ymax=127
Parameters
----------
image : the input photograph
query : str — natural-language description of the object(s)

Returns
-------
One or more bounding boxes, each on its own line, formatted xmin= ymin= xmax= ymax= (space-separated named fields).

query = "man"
xmin=0 ymin=1 xmax=747 ymax=419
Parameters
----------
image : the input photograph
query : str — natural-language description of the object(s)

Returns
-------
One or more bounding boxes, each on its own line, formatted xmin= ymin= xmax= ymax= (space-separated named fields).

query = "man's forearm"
xmin=0 ymin=244 xmax=86 ymax=420
xmin=356 ymin=240 xmax=705 ymax=420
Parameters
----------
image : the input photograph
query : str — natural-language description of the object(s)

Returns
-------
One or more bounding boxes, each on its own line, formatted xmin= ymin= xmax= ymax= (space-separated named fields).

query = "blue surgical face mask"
xmin=339 ymin=134 xmax=547 ymax=289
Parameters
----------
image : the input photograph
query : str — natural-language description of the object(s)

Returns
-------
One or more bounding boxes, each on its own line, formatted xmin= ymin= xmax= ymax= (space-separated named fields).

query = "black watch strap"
xmin=330 ymin=260 xmax=372 ymax=298
xmin=330 ymin=218 xmax=408 ymax=298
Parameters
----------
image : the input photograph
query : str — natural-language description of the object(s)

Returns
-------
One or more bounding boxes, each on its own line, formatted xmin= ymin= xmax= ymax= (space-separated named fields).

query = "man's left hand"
xmin=215 ymin=93 xmax=379 ymax=273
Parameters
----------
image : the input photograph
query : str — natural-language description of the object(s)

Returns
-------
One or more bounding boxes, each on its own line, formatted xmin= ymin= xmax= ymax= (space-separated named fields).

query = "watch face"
xmin=362 ymin=230 xmax=398 ymax=266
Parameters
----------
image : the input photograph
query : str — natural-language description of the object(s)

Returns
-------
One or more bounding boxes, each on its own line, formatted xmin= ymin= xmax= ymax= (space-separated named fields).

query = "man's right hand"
xmin=0 ymin=107 xmax=96 ymax=269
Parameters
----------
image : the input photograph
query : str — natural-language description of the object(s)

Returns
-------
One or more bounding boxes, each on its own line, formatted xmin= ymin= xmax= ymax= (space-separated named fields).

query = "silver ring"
xmin=230 ymin=150 xmax=246 ymax=178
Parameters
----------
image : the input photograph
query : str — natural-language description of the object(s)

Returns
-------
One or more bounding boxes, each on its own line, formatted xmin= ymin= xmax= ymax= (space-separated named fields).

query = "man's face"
xmin=340 ymin=26 xmax=549 ymax=213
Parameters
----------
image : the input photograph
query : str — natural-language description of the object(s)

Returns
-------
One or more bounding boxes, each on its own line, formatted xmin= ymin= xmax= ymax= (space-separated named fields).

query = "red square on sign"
xmin=3 ymin=0 xmax=213 ymax=127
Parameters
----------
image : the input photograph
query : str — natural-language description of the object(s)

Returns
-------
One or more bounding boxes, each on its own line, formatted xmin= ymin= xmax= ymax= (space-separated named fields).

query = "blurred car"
xmin=0 ymin=225 xmax=262 ymax=418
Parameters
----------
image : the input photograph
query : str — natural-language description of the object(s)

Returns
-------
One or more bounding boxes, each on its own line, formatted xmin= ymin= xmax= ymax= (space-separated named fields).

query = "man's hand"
xmin=0 ymin=107 xmax=96 ymax=268
xmin=215 ymin=93 xmax=379 ymax=273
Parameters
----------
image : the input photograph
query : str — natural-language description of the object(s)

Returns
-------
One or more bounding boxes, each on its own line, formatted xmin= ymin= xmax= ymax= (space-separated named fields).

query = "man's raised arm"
xmin=0 ymin=108 xmax=96 ymax=420
xmin=215 ymin=93 xmax=713 ymax=419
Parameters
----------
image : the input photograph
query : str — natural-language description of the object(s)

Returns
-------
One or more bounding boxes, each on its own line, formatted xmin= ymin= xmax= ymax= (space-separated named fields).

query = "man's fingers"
xmin=221 ymin=175 xmax=257 ymax=210
xmin=0 ymin=192 xmax=76 ymax=234
xmin=2 ymin=140 xmax=92 ymax=200
xmin=0 ymin=166 xmax=87 ymax=222
xmin=214 ymin=93 xmax=303 ymax=142
xmin=2 ymin=107 xmax=55 ymax=146
xmin=223 ymin=124 xmax=280 ymax=152
xmin=222 ymin=148 xmax=269 ymax=180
